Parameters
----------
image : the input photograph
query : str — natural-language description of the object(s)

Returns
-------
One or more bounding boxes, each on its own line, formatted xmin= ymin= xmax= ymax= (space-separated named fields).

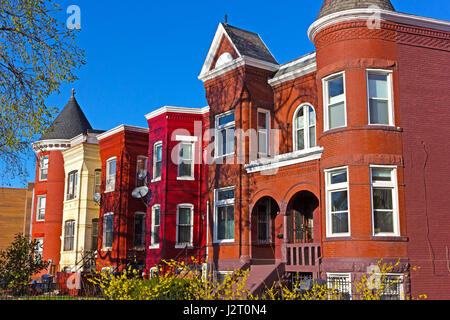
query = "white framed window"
xmin=379 ymin=274 xmax=405 ymax=300
xmin=215 ymin=110 xmax=235 ymax=158
xmin=66 ymin=171 xmax=78 ymax=201
xmin=257 ymin=109 xmax=270 ymax=157
xmin=105 ymin=157 xmax=117 ymax=192
xmin=38 ymin=155 xmax=49 ymax=181
xmin=36 ymin=195 xmax=46 ymax=221
xmin=256 ymin=199 xmax=271 ymax=243
xmin=367 ymin=69 xmax=394 ymax=126
xmin=103 ymin=213 xmax=114 ymax=250
xmin=34 ymin=238 xmax=44 ymax=258
xmin=327 ymin=273 xmax=352 ymax=300
xmin=323 ymin=72 xmax=346 ymax=131
xmin=94 ymin=169 xmax=102 ymax=194
xmin=293 ymin=103 xmax=316 ymax=151
xmin=325 ymin=167 xmax=350 ymax=237
xmin=370 ymin=165 xmax=399 ymax=236
xmin=134 ymin=212 xmax=146 ymax=249
xmin=136 ymin=155 xmax=148 ymax=187
xmin=177 ymin=143 xmax=194 ymax=180
xmin=153 ymin=142 xmax=163 ymax=181
xmin=214 ymin=187 xmax=235 ymax=243
xmin=176 ymin=204 xmax=194 ymax=248
xmin=64 ymin=220 xmax=76 ymax=252
xmin=150 ymin=205 xmax=161 ymax=249
xmin=91 ymin=218 xmax=99 ymax=251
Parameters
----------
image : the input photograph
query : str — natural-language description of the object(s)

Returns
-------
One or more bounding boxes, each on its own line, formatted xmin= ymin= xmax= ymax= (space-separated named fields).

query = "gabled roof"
xmin=317 ymin=0 xmax=395 ymax=19
xmin=199 ymin=23 xmax=278 ymax=81
xmin=40 ymin=94 xmax=93 ymax=141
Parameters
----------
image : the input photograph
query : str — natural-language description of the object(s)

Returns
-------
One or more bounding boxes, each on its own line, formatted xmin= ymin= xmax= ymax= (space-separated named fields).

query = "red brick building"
xmin=31 ymin=93 xmax=94 ymax=275
xmin=96 ymin=125 xmax=149 ymax=272
xmin=198 ymin=0 xmax=450 ymax=299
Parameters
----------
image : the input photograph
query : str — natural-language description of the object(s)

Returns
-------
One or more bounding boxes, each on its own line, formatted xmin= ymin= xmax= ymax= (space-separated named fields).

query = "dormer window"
xmin=215 ymin=52 xmax=233 ymax=69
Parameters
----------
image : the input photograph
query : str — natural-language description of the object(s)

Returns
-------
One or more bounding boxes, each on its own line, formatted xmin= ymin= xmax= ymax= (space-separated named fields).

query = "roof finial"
xmin=72 ymin=88 xmax=76 ymax=98
xmin=224 ymin=14 xmax=228 ymax=25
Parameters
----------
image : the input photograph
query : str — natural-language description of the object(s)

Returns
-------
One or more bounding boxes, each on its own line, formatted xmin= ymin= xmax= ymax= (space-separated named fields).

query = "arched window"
xmin=293 ymin=104 xmax=316 ymax=151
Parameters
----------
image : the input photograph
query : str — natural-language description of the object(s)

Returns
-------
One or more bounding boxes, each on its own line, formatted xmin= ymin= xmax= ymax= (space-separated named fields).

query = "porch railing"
xmin=284 ymin=243 xmax=321 ymax=272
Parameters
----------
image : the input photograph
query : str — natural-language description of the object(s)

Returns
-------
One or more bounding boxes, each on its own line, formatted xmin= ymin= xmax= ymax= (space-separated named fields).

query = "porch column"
xmin=280 ymin=200 xmax=288 ymax=263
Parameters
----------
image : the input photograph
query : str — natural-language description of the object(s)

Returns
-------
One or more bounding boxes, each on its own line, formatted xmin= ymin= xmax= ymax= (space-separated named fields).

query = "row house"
xmin=198 ymin=0 xmax=450 ymax=299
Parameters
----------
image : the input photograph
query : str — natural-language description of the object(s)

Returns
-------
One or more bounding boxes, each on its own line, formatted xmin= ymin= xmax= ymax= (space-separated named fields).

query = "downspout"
xmin=74 ymin=161 xmax=84 ymax=271
xmin=29 ymin=187 xmax=35 ymax=241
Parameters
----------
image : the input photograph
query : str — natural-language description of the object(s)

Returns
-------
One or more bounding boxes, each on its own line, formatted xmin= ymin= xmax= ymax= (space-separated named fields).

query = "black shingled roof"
xmin=317 ymin=0 xmax=395 ymax=19
xmin=221 ymin=23 xmax=278 ymax=65
xmin=40 ymin=95 xmax=93 ymax=141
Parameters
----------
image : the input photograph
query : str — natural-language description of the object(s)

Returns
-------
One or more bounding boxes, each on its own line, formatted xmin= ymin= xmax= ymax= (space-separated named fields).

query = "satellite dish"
xmin=137 ymin=169 xmax=147 ymax=181
xmin=93 ymin=193 xmax=102 ymax=203
xmin=132 ymin=186 xmax=149 ymax=199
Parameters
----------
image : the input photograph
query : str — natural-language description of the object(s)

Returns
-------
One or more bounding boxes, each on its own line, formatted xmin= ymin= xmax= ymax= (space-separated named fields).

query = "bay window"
xmin=178 ymin=143 xmax=194 ymax=179
xmin=103 ymin=213 xmax=114 ymax=249
xmin=67 ymin=171 xmax=78 ymax=200
xmin=106 ymin=157 xmax=116 ymax=192
xmin=326 ymin=167 xmax=350 ymax=237
xmin=367 ymin=70 xmax=394 ymax=126
xmin=215 ymin=111 xmax=235 ymax=157
xmin=324 ymin=72 xmax=346 ymax=130
xmin=214 ymin=187 xmax=235 ymax=243
xmin=64 ymin=220 xmax=75 ymax=251
xmin=153 ymin=142 xmax=162 ymax=181
xmin=176 ymin=204 xmax=194 ymax=248
xmin=150 ymin=205 xmax=161 ymax=249
xmin=39 ymin=155 xmax=49 ymax=181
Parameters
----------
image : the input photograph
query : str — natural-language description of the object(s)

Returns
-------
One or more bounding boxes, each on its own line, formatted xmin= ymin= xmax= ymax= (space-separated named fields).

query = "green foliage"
xmin=0 ymin=0 xmax=85 ymax=183
xmin=0 ymin=233 xmax=48 ymax=295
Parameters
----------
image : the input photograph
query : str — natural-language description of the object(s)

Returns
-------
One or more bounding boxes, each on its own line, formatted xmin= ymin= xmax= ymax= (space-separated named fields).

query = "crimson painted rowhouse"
xmin=145 ymin=106 xmax=209 ymax=271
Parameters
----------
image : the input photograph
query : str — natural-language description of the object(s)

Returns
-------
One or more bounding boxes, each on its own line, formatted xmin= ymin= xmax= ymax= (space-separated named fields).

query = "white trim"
xmin=323 ymin=71 xmax=347 ymax=132
xmin=36 ymin=195 xmax=46 ymax=222
xmin=177 ymin=142 xmax=195 ymax=180
xmin=102 ymin=212 xmax=114 ymax=250
xmin=175 ymin=204 xmax=194 ymax=248
xmin=268 ymin=53 xmax=317 ymax=87
xmin=215 ymin=110 xmax=236 ymax=159
xmin=149 ymin=205 xmax=161 ymax=249
xmin=38 ymin=155 xmax=49 ymax=182
xmin=370 ymin=165 xmax=400 ymax=237
xmin=325 ymin=166 xmax=351 ymax=238
xmin=152 ymin=141 xmax=163 ymax=182
xmin=245 ymin=147 xmax=323 ymax=174
xmin=257 ymin=108 xmax=271 ymax=157
xmin=308 ymin=8 xmax=450 ymax=42
xmin=213 ymin=187 xmax=235 ymax=244
xmin=293 ymin=103 xmax=317 ymax=152
xmin=32 ymin=139 xmax=71 ymax=153
xmin=97 ymin=125 xmax=149 ymax=141
xmin=366 ymin=69 xmax=395 ymax=126
xmin=145 ymin=106 xmax=210 ymax=120
xmin=105 ymin=157 xmax=117 ymax=193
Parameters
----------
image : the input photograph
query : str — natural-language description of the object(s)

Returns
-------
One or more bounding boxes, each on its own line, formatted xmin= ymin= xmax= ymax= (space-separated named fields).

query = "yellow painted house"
xmin=59 ymin=132 xmax=102 ymax=272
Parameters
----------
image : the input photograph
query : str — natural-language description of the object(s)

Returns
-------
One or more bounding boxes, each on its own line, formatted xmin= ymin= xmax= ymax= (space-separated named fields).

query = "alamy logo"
xmin=67 ymin=5 xmax=81 ymax=30
xmin=366 ymin=264 xmax=382 ymax=290
xmin=367 ymin=5 xmax=382 ymax=30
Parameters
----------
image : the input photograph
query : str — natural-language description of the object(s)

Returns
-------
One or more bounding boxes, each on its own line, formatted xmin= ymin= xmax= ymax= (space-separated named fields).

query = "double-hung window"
xmin=67 ymin=171 xmax=78 ymax=201
xmin=106 ymin=158 xmax=116 ymax=192
xmin=326 ymin=167 xmax=350 ymax=237
xmin=37 ymin=195 xmax=46 ymax=221
xmin=371 ymin=166 xmax=399 ymax=236
xmin=103 ymin=213 xmax=114 ymax=250
xmin=257 ymin=199 xmax=270 ymax=243
xmin=91 ymin=219 xmax=99 ymax=251
xmin=134 ymin=212 xmax=146 ymax=249
xmin=215 ymin=111 xmax=235 ymax=157
xmin=257 ymin=109 xmax=270 ymax=156
xmin=178 ymin=143 xmax=194 ymax=179
xmin=214 ymin=188 xmax=235 ymax=243
xmin=323 ymin=72 xmax=346 ymax=130
xmin=39 ymin=155 xmax=49 ymax=181
xmin=64 ymin=220 xmax=75 ymax=251
xmin=367 ymin=70 xmax=394 ymax=126
xmin=176 ymin=204 xmax=194 ymax=248
xmin=34 ymin=238 xmax=44 ymax=258
xmin=136 ymin=156 xmax=148 ymax=187
xmin=150 ymin=205 xmax=161 ymax=249
xmin=293 ymin=104 xmax=316 ymax=151
xmin=94 ymin=169 xmax=102 ymax=194
xmin=153 ymin=142 xmax=162 ymax=181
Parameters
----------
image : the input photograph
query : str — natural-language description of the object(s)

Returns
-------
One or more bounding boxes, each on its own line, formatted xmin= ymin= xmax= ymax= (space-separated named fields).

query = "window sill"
xmin=322 ymin=125 xmax=403 ymax=137
xmin=370 ymin=236 xmax=408 ymax=242
xmin=175 ymin=244 xmax=194 ymax=249
xmin=149 ymin=245 xmax=160 ymax=250
xmin=212 ymin=240 xmax=235 ymax=246
xmin=102 ymin=248 xmax=112 ymax=252
xmin=177 ymin=177 xmax=195 ymax=181
xmin=324 ymin=236 xmax=352 ymax=242
xmin=151 ymin=178 xmax=161 ymax=183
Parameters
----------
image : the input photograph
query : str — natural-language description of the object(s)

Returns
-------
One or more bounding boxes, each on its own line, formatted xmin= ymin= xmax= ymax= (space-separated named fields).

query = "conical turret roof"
xmin=317 ymin=0 xmax=395 ymax=19
xmin=40 ymin=92 xmax=92 ymax=141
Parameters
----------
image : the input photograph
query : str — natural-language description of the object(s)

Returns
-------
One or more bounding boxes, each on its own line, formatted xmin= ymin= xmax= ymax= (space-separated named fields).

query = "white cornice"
xmin=268 ymin=53 xmax=317 ymax=87
xmin=31 ymin=139 xmax=72 ymax=153
xmin=308 ymin=8 xmax=450 ymax=42
xmin=97 ymin=124 xmax=149 ymax=141
xmin=145 ymin=106 xmax=210 ymax=120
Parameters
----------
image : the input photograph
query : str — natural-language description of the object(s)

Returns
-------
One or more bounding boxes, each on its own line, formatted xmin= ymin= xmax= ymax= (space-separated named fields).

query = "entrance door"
xmin=256 ymin=199 xmax=270 ymax=243
xmin=291 ymin=209 xmax=313 ymax=244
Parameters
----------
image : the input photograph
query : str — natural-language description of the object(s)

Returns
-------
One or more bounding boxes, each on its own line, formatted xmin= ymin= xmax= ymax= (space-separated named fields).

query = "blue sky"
xmin=7 ymin=0 xmax=450 ymax=188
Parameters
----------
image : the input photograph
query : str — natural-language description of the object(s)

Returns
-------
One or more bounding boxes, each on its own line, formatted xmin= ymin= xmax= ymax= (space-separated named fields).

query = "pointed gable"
xmin=41 ymin=95 xmax=93 ymax=141
xmin=199 ymin=23 xmax=278 ymax=82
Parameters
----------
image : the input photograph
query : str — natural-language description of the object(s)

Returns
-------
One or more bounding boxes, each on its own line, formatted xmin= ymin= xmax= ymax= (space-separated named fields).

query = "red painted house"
xmin=197 ymin=0 xmax=450 ymax=299
xmin=31 ymin=92 xmax=93 ymax=275
xmin=144 ymin=106 xmax=209 ymax=271
xmin=96 ymin=125 xmax=149 ymax=272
